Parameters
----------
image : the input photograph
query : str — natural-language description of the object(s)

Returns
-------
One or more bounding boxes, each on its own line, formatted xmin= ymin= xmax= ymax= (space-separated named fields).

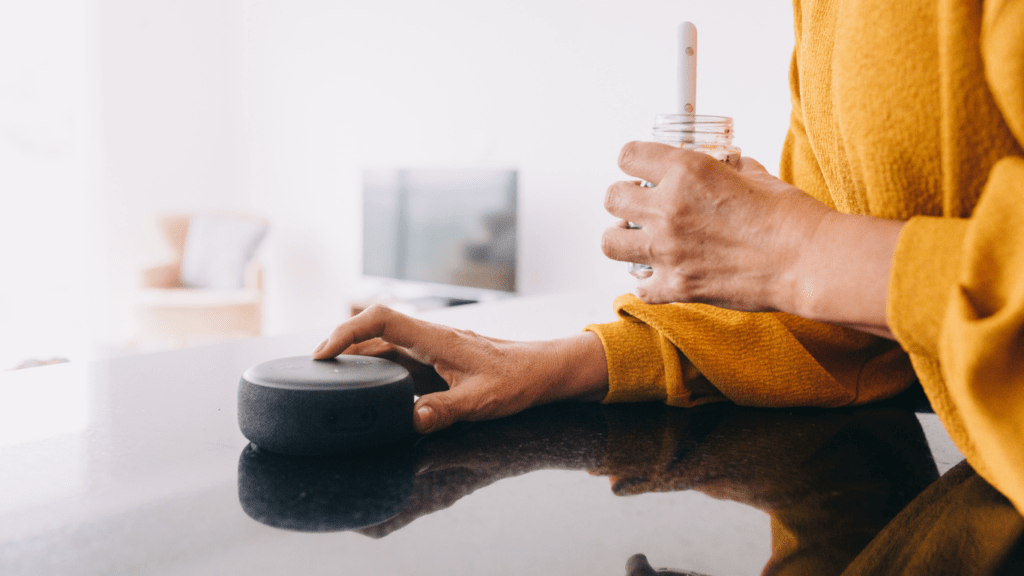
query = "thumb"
xmin=736 ymin=155 xmax=772 ymax=177
xmin=413 ymin=387 xmax=473 ymax=434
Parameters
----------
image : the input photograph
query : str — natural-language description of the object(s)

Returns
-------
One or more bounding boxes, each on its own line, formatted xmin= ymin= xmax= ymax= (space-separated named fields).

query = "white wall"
xmin=98 ymin=0 xmax=796 ymax=339
xmin=0 ymin=0 xmax=104 ymax=369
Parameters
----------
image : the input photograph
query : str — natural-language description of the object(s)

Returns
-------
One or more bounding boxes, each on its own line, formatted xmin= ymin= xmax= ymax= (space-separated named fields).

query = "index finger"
xmin=312 ymin=305 xmax=444 ymax=360
xmin=617 ymin=141 xmax=704 ymax=184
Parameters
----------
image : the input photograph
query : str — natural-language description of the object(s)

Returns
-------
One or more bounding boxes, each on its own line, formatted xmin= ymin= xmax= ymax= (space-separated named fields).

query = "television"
xmin=362 ymin=169 xmax=517 ymax=302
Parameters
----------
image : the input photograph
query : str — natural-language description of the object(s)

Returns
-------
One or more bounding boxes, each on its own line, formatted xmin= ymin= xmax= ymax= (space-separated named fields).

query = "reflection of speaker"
xmin=238 ymin=355 xmax=414 ymax=456
xmin=237 ymin=443 xmax=415 ymax=532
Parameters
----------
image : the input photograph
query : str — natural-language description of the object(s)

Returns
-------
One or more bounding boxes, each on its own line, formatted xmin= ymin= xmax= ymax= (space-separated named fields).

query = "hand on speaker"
xmin=313 ymin=305 xmax=609 ymax=434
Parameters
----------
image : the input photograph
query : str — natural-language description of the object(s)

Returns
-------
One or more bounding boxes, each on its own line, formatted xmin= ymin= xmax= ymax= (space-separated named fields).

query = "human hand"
xmin=602 ymin=141 xmax=832 ymax=312
xmin=312 ymin=305 xmax=609 ymax=434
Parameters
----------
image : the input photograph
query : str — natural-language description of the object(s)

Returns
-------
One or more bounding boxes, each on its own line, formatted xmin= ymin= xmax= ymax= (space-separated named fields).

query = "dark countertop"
xmin=1 ymin=290 xmax=1020 ymax=575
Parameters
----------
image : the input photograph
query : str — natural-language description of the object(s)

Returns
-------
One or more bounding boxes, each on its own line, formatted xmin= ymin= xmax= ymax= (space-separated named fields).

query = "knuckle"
xmin=363 ymin=304 xmax=391 ymax=320
xmin=738 ymin=155 xmax=765 ymax=174
xmin=367 ymin=338 xmax=396 ymax=354
xmin=635 ymin=285 xmax=655 ymax=304
xmin=617 ymin=141 xmax=642 ymax=170
xmin=675 ymin=149 xmax=713 ymax=177
xmin=663 ymin=209 xmax=686 ymax=231
xmin=667 ymin=271 xmax=708 ymax=304
xmin=643 ymin=240 xmax=658 ymax=263
xmin=447 ymin=327 xmax=481 ymax=349
xmin=362 ymin=304 xmax=409 ymax=342
xmin=669 ymin=276 xmax=690 ymax=301
xmin=603 ymin=183 xmax=619 ymax=212
xmin=362 ymin=305 xmax=389 ymax=331
xmin=661 ymin=192 xmax=692 ymax=220
xmin=600 ymin=228 xmax=616 ymax=257
xmin=426 ymin=395 xmax=456 ymax=429
xmin=475 ymin=392 xmax=507 ymax=419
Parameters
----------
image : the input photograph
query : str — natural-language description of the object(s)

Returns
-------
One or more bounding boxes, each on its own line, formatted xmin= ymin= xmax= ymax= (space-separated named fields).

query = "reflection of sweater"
xmin=841 ymin=460 xmax=1024 ymax=576
xmin=587 ymin=0 xmax=1024 ymax=515
xmin=593 ymin=404 xmax=941 ymax=576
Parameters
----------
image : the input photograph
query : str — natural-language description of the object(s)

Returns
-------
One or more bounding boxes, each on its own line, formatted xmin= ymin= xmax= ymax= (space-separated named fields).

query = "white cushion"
xmin=180 ymin=214 xmax=267 ymax=290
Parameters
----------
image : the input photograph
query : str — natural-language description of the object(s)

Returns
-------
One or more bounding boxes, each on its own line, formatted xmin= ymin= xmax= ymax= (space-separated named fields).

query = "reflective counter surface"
xmin=1 ymin=291 xmax=1022 ymax=575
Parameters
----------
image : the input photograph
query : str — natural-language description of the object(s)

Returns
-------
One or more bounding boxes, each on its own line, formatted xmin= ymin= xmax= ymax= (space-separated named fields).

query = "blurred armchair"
xmin=135 ymin=213 xmax=268 ymax=349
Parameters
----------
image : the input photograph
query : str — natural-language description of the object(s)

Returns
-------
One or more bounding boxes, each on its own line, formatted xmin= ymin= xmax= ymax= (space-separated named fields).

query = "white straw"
xmin=677 ymin=22 xmax=697 ymax=115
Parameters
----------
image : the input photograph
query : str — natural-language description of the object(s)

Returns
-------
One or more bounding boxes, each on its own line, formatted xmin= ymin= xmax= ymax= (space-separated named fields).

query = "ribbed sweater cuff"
xmin=887 ymin=215 xmax=969 ymax=358
xmin=585 ymin=319 xmax=671 ymax=404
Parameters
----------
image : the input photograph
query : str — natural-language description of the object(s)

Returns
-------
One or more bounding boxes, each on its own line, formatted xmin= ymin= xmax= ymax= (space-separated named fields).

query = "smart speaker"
xmin=238 ymin=355 xmax=414 ymax=456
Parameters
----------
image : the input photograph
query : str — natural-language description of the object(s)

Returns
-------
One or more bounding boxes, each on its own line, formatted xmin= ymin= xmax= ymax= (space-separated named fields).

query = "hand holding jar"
xmin=601 ymin=140 xmax=834 ymax=313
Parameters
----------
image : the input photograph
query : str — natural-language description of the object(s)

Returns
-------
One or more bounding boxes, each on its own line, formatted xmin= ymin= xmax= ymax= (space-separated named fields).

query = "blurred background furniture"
xmin=135 ymin=213 xmax=268 ymax=350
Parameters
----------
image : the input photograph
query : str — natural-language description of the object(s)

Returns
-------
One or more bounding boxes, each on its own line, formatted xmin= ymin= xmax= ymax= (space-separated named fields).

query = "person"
xmin=314 ymin=0 xmax=1024 ymax=517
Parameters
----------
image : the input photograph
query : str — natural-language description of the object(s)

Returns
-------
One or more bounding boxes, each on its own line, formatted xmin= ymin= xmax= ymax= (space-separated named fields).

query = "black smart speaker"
xmin=238 ymin=355 xmax=415 ymax=456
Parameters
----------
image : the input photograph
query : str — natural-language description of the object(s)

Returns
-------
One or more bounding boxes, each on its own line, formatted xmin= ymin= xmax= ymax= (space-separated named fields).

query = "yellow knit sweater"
xmin=587 ymin=0 xmax=1024 ymax=515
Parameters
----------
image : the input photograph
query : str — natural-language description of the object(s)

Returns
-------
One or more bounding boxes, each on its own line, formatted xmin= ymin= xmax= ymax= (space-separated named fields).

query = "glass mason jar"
xmin=627 ymin=114 xmax=741 ymax=278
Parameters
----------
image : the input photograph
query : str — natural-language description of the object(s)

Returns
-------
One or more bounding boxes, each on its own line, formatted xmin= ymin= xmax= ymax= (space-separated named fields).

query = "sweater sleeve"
xmin=888 ymin=0 xmax=1024 ymax=514
xmin=587 ymin=297 xmax=916 ymax=409
xmin=889 ymin=164 xmax=1024 ymax=514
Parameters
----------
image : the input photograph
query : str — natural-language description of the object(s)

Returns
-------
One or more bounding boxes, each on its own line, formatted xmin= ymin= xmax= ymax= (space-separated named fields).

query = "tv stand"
xmin=350 ymin=295 xmax=479 ymax=317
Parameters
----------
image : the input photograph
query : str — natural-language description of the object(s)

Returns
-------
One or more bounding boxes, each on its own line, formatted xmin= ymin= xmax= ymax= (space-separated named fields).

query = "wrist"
xmin=537 ymin=332 xmax=609 ymax=405
xmin=781 ymin=209 xmax=837 ymax=319
xmin=770 ymin=201 xmax=832 ymax=317
xmin=786 ymin=211 xmax=904 ymax=336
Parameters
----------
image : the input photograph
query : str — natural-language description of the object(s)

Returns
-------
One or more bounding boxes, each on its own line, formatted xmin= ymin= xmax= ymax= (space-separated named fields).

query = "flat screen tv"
xmin=362 ymin=169 xmax=517 ymax=297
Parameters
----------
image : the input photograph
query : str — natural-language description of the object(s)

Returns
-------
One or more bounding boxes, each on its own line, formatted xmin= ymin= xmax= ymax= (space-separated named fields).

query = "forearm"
xmin=784 ymin=211 xmax=905 ymax=339
xmin=536 ymin=331 xmax=610 ymax=404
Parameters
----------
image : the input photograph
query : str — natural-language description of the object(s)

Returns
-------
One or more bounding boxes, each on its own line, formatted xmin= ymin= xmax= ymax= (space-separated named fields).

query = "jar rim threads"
xmin=652 ymin=114 xmax=734 ymax=145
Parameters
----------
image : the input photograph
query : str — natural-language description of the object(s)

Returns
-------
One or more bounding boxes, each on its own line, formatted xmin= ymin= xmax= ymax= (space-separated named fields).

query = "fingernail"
xmin=313 ymin=339 xmax=328 ymax=355
xmin=416 ymin=405 xmax=434 ymax=432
